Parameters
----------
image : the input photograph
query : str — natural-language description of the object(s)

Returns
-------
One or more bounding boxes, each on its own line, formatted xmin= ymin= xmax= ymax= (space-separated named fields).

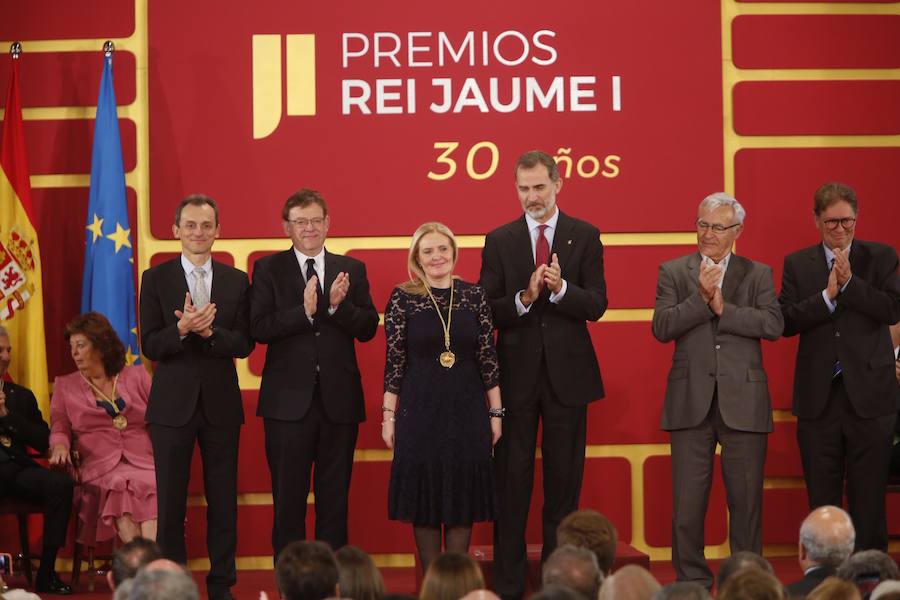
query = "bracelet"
xmin=382 ymin=416 xmax=396 ymax=425
xmin=488 ymin=407 xmax=506 ymax=418
xmin=381 ymin=406 xmax=395 ymax=413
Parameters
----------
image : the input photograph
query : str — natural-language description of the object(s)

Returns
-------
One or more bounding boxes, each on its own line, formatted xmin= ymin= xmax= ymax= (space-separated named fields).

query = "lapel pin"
xmin=567 ymin=239 xmax=572 ymax=245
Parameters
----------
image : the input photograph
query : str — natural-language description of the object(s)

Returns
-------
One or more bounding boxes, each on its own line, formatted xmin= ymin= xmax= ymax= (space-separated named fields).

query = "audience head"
xmin=651 ymin=582 xmax=711 ymax=600
xmin=716 ymin=567 xmax=785 ymax=600
xmin=128 ymin=565 xmax=198 ymax=600
xmin=598 ymin=565 xmax=661 ymax=600
xmin=542 ymin=544 xmax=603 ymax=600
xmin=531 ymin=584 xmax=587 ymax=600
xmin=276 ymin=541 xmax=339 ymax=600
xmin=871 ymin=580 xmax=900 ymax=600
xmin=334 ymin=545 xmax=384 ymax=600
xmin=807 ymin=576 xmax=861 ymax=600
xmin=557 ymin=509 xmax=619 ymax=576
xmin=419 ymin=552 xmax=484 ymax=600
xmin=718 ymin=551 xmax=774 ymax=589
xmin=798 ymin=506 xmax=855 ymax=571
xmin=0 ymin=325 xmax=11 ymax=379
xmin=65 ymin=311 xmax=127 ymax=377
xmin=108 ymin=537 xmax=164 ymax=589
xmin=460 ymin=590 xmax=501 ymax=600
xmin=837 ymin=550 xmax=900 ymax=599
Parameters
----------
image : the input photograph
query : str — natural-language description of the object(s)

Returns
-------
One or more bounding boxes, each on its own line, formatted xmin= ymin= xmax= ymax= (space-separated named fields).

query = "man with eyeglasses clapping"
xmin=780 ymin=182 xmax=900 ymax=553
xmin=652 ymin=193 xmax=783 ymax=590
xmin=249 ymin=189 xmax=379 ymax=559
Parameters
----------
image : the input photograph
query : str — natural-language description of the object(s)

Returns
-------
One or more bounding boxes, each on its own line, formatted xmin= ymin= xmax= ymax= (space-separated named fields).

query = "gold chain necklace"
xmin=424 ymin=280 xmax=456 ymax=368
xmin=80 ymin=372 xmax=128 ymax=430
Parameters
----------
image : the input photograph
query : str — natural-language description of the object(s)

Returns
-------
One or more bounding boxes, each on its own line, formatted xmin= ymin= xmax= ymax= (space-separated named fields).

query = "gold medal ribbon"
xmin=80 ymin=372 xmax=128 ymax=430
xmin=425 ymin=281 xmax=456 ymax=368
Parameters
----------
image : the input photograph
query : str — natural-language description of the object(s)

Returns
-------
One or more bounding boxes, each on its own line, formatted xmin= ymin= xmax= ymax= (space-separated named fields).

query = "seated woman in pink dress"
xmin=49 ymin=311 xmax=157 ymax=544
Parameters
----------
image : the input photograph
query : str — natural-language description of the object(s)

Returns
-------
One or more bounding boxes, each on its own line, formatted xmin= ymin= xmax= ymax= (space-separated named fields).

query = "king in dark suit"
xmin=779 ymin=182 xmax=900 ymax=552
xmin=0 ymin=328 xmax=74 ymax=595
xmin=250 ymin=189 xmax=378 ymax=557
xmin=652 ymin=193 xmax=783 ymax=588
xmin=140 ymin=195 xmax=253 ymax=600
xmin=479 ymin=150 xmax=607 ymax=600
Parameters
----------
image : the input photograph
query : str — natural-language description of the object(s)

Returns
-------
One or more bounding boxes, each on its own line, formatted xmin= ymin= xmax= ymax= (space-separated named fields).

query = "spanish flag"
xmin=0 ymin=50 xmax=50 ymax=419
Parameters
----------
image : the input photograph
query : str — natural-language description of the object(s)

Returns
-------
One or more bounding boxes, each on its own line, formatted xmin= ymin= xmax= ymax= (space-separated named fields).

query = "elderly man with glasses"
xmin=652 ymin=192 xmax=783 ymax=589
xmin=779 ymin=182 xmax=900 ymax=553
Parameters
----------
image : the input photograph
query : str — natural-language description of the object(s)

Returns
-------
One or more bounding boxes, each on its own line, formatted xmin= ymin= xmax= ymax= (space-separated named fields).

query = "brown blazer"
xmin=652 ymin=253 xmax=783 ymax=432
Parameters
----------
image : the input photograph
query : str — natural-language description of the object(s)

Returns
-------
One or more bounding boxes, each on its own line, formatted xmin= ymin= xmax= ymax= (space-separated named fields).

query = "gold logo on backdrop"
xmin=252 ymin=34 xmax=317 ymax=139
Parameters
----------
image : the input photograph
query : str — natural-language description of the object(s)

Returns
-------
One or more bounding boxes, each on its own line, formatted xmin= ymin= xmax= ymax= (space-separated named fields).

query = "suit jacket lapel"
xmin=209 ymin=260 xmax=223 ymax=305
xmin=168 ymin=257 xmax=190 ymax=301
xmin=687 ymin=253 xmax=702 ymax=292
xmin=810 ymin=244 xmax=830 ymax=289
xmin=512 ymin=216 xmax=536 ymax=280
xmin=722 ymin=254 xmax=748 ymax=301
xmin=550 ymin=211 xmax=575 ymax=271
xmin=282 ymin=248 xmax=306 ymax=300
xmin=323 ymin=250 xmax=340 ymax=306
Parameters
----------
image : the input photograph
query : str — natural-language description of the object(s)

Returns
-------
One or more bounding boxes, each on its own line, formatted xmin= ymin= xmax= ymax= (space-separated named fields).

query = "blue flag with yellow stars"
xmin=81 ymin=50 xmax=139 ymax=365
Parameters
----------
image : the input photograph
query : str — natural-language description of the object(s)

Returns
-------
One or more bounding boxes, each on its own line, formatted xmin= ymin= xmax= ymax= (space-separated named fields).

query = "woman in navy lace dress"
xmin=382 ymin=222 xmax=503 ymax=570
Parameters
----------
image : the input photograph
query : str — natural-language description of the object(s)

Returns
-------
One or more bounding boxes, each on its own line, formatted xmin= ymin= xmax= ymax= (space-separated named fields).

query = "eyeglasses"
xmin=287 ymin=217 xmax=326 ymax=229
xmin=696 ymin=220 xmax=741 ymax=234
xmin=822 ymin=217 xmax=856 ymax=231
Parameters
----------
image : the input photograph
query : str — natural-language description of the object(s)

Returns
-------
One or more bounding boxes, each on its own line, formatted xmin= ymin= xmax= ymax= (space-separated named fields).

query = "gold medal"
xmin=0 ymin=435 xmax=11 ymax=447
xmin=439 ymin=351 xmax=456 ymax=368
xmin=112 ymin=414 xmax=128 ymax=430
xmin=425 ymin=281 xmax=456 ymax=370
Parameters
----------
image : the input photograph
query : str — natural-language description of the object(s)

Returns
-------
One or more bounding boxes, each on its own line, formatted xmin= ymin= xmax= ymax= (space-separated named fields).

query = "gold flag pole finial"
xmin=103 ymin=40 xmax=115 ymax=57
xmin=10 ymin=42 xmax=21 ymax=59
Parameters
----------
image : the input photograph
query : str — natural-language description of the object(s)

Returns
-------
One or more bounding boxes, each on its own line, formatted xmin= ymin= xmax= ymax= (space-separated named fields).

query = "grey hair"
xmin=113 ymin=578 xmax=135 ymax=600
xmin=652 ymin=581 xmax=712 ymax=600
xmin=129 ymin=568 xmax=199 ymax=600
xmin=800 ymin=506 xmax=855 ymax=568
xmin=542 ymin=545 xmax=603 ymax=600
xmin=699 ymin=192 xmax=746 ymax=224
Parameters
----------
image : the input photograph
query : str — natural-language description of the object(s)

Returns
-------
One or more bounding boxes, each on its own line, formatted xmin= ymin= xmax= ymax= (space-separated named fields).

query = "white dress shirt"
xmin=181 ymin=254 xmax=213 ymax=300
xmin=515 ymin=209 xmax=568 ymax=315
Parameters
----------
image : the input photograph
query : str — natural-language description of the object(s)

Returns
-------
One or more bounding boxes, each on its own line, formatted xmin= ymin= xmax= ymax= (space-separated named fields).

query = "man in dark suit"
xmin=780 ymin=182 xmax=900 ymax=552
xmin=0 ymin=327 xmax=74 ymax=595
xmin=140 ymin=195 xmax=253 ymax=600
xmin=786 ymin=505 xmax=855 ymax=597
xmin=250 ymin=189 xmax=378 ymax=557
xmin=480 ymin=150 xmax=607 ymax=600
xmin=652 ymin=193 xmax=783 ymax=588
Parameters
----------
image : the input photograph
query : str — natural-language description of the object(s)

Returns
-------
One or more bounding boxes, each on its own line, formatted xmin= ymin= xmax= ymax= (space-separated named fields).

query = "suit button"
xmin=835 ymin=331 xmax=840 ymax=337
xmin=715 ymin=344 xmax=721 ymax=350
xmin=315 ymin=332 xmax=321 ymax=337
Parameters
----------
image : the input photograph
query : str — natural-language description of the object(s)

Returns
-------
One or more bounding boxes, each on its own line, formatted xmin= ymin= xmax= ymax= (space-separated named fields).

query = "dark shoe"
xmin=209 ymin=592 xmax=235 ymax=600
xmin=35 ymin=571 xmax=73 ymax=595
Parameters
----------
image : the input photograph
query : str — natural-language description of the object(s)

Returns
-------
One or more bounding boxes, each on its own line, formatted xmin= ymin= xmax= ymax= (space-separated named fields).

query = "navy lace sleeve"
xmin=383 ymin=287 xmax=407 ymax=394
xmin=472 ymin=284 xmax=499 ymax=389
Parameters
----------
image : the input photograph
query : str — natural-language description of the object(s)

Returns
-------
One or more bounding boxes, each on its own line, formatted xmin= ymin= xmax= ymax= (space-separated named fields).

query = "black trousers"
xmin=264 ymin=383 xmax=358 ymax=559
xmin=797 ymin=376 xmax=894 ymax=551
xmin=669 ymin=395 xmax=767 ymax=589
xmin=492 ymin=362 xmax=587 ymax=600
xmin=0 ymin=463 xmax=73 ymax=551
xmin=149 ymin=406 xmax=240 ymax=597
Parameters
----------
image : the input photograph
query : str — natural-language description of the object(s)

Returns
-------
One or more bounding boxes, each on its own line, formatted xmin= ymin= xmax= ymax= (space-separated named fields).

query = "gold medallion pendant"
xmin=439 ymin=351 xmax=456 ymax=368
xmin=0 ymin=435 xmax=11 ymax=447
xmin=112 ymin=414 xmax=128 ymax=430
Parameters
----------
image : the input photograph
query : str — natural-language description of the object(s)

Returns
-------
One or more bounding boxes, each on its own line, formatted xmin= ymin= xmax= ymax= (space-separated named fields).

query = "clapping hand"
xmin=175 ymin=292 xmax=217 ymax=337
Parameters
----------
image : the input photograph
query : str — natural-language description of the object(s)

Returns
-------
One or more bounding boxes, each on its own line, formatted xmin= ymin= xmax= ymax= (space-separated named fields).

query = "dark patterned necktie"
xmin=306 ymin=258 xmax=323 ymax=300
xmin=535 ymin=224 xmax=550 ymax=267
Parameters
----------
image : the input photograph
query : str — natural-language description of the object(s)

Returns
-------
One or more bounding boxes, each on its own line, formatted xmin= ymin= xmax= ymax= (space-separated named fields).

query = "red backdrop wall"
xmin=2 ymin=0 xmax=899 ymax=569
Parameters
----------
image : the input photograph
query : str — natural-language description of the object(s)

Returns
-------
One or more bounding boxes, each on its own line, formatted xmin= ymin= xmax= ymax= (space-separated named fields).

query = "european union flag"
xmin=81 ymin=50 xmax=140 ymax=365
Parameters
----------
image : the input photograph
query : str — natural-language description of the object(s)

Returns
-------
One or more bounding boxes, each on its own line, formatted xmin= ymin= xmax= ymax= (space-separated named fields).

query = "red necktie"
xmin=535 ymin=224 xmax=550 ymax=267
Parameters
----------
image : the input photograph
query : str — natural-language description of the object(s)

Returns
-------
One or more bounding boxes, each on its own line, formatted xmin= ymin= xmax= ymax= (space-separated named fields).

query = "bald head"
xmin=799 ymin=506 xmax=855 ymax=570
xmin=598 ymin=565 xmax=661 ymax=600
xmin=144 ymin=558 xmax=187 ymax=573
xmin=461 ymin=590 xmax=502 ymax=600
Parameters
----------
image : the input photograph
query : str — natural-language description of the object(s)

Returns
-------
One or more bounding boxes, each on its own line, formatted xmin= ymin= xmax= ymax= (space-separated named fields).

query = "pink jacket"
xmin=50 ymin=365 xmax=155 ymax=483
